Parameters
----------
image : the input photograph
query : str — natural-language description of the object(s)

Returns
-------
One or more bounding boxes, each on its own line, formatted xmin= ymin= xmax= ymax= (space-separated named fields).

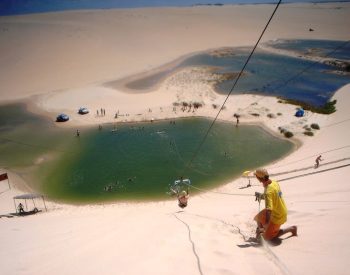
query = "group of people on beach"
xmin=97 ymin=108 xmax=106 ymax=117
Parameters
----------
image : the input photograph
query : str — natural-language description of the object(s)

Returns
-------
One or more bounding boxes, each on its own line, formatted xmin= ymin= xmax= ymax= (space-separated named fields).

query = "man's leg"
xmin=254 ymin=209 xmax=267 ymax=227
xmin=254 ymin=209 xmax=268 ymax=239
xmin=277 ymin=225 xmax=298 ymax=238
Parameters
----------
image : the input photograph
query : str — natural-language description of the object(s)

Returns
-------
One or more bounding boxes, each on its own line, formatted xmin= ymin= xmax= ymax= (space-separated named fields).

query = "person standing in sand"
xmin=234 ymin=113 xmax=240 ymax=127
xmin=254 ymin=168 xmax=297 ymax=241
xmin=315 ymin=155 xmax=323 ymax=168
xmin=18 ymin=203 xmax=24 ymax=213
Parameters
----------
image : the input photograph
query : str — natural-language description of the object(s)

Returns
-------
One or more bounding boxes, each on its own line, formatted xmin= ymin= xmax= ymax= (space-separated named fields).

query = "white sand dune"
xmin=1 ymin=3 xmax=350 ymax=275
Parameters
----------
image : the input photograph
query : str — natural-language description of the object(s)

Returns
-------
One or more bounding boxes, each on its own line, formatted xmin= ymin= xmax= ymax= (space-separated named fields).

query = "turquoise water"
xmin=42 ymin=119 xmax=293 ymax=203
xmin=0 ymin=104 xmax=72 ymax=168
xmin=124 ymin=40 xmax=350 ymax=107
xmin=0 ymin=104 xmax=293 ymax=203
xmin=2 ymin=39 xmax=348 ymax=203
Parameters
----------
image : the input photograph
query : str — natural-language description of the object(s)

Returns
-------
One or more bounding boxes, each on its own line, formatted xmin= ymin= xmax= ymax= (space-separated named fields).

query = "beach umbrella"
xmin=242 ymin=171 xmax=250 ymax=177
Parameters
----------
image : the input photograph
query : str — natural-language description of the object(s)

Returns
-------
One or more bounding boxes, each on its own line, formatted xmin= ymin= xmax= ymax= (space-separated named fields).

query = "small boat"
xmin=56 ymin=113 xmax=69 ymax=122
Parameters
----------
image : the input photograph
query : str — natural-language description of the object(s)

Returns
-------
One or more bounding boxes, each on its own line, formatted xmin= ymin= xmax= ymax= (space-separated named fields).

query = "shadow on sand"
xmin=237 ymin=234 xmax=296 ymax=248
xmin=0 ymin=209 xmax=42 ymax=219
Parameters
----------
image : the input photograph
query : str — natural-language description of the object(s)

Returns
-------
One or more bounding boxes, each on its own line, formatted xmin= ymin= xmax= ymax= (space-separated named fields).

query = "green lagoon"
xmin=0 ymin=104 xmax=294 ymax=203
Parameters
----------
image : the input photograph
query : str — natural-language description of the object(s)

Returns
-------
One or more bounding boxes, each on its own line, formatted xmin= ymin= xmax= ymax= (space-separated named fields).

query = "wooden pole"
xmin=13 ymin=199 xmax=17 ymax=213
xmin=42 ymin=196 xmax=47 ymax=211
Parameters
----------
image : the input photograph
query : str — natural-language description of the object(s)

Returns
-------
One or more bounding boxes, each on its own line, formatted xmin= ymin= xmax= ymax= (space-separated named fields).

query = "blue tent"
xmin=295 ymin=108 xmax=304 ymax=117
xmin=56 ymin=113 xmax=69 ymax=122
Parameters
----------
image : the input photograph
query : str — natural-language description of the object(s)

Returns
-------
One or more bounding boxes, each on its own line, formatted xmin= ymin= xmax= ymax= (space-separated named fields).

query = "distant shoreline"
xmin=108 ymin=40 xmax=349 ymax=108
xmin=2 ymin=1 xmax=340 ymax=17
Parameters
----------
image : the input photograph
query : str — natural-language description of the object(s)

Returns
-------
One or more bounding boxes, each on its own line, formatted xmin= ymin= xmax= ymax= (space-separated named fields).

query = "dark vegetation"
xmin=303 ymin=131 xmax=314 ymax=136
xmin=284 ymin=131 xmax=294 ymax=138
xmin=278 ymin=98 xmax=337 ymax=114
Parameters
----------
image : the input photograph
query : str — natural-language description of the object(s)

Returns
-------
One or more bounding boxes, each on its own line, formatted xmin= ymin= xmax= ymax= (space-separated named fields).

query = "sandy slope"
xmin=1 ymin=3 xmax=350 ymax=275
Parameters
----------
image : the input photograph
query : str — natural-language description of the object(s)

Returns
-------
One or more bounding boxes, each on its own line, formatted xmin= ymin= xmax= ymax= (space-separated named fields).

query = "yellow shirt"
xmin=264 ymin=180 xmax=287 ymax=225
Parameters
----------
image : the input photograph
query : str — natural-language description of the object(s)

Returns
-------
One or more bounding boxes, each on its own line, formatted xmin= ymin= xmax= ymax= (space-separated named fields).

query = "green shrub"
xmin=310 ymin=123 xmax=320 ymax=130
xmin=323 ymin=100 xmax=337 ymax=114
xmin=284 ymin=131 xmax=294 ymax=138
xmin=277 ymin=113 xmax=282 ymax=116
xmin=279 ymin=127 xmax=286 ymax=133
xmin=193 ymin=102 xmax=203 ymax=109
xmin=277 ymin=98 xmax=337 ymax=114
xmin=303 ymin=131 xmax=314 ymax=136
xmin=250 ymin=113 xmax=260 ymax=117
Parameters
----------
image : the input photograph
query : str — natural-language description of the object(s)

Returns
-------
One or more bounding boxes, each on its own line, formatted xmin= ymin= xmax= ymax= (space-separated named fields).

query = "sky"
xmin=0 ymin=0 xmax=347 ymax=16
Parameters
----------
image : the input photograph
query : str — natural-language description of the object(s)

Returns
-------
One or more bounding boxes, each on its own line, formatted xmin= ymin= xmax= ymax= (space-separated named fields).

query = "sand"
xmin=1 ymin=2 xmax=350 ymax=275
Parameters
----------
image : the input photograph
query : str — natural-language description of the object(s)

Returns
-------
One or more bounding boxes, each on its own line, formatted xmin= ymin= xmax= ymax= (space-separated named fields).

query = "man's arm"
xmin=255 ymin=192 xmax=265 ymax=202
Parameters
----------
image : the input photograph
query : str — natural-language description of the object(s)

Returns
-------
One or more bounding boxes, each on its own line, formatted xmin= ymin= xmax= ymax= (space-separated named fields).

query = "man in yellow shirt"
xmin=254 ymin=168 xmax=297 ymax=241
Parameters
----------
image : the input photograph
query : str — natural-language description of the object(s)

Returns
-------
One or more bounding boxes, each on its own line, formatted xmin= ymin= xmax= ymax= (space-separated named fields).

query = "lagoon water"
xmin=271 ymin=39 xmax=350 ymax=61
xmin=125 ymin=40 xmax=350 ymax=107
xmin=0 ymin=104 xmax=72 ymax=168
xmin=1 ymin=40 xmax=349 ymax=203
xmin=0 ymin=104 xmax=293 ymax=203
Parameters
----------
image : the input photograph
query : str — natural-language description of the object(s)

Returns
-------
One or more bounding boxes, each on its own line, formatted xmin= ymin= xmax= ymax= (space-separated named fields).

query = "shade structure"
xmin=13 ymin=193 xmax=47 ymax=213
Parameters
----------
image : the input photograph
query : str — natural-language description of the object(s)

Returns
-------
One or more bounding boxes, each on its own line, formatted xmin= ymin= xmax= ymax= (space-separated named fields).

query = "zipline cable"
xmin=182 ymin=157 xmax=350 ymax=197
xmin=270 ymin=157 xmax=350 ymax=176
xmin=180 ymin=0 xmax=283 ymax=178
xmin=182 ymin=181 xmax=254 ymax=197
xmin=269 ymin=144 xmax=350 ymax=169
xmin=278 ymin=163 xmax=350 ymax=182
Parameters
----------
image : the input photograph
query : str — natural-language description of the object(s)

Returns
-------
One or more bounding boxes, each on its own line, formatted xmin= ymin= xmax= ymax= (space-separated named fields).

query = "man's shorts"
xmin=255 ymin=209 xmax=281 ymax=240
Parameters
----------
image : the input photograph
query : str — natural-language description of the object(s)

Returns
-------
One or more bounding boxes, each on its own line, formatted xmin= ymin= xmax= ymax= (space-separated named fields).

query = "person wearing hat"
xmin=254 ymin=168 xmax=297 ymax=241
